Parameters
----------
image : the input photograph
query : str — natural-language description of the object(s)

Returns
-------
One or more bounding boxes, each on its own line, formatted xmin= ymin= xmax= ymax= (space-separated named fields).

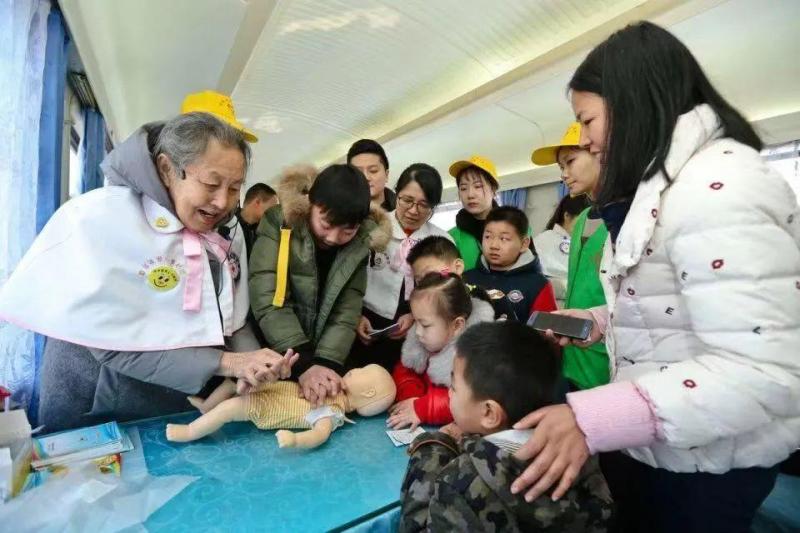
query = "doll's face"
xmin=342 ymin=367 xmax=368 ymax=392
xmin=342 ymin=365 xmax=396 ymax=416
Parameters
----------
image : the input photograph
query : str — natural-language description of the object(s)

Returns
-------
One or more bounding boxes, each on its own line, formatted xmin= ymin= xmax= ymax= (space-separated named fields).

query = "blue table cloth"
xmin=127 ymin=412 xmax=409 ymax=532
xmin=752 ymin=473 xmax=800 ymax=533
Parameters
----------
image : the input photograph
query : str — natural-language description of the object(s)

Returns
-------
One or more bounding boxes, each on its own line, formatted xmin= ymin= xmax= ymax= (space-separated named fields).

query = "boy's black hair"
xmin=485 ymin=206 xmax=529 ymax=239
xmin=395 ymin=163 xmax=443 ymax=207
xmin=347 ymin=139 xmax=389 ymax=170
xmin=456 ymin=321 xmax=560 ymax=425
xmin=308 ymin=164 xmax=371 ymax=227
xmin=243 ymin=182 xmax=277 ymax=205
xmin=406 ymin=236 xmax=461 ymax=266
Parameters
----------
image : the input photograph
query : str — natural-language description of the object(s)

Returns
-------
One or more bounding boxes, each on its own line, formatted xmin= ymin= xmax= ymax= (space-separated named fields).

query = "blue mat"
xmin=753 ymin=473 xmax=800 ymax=533
xmin=126 ymin=412 xmax=408 ymax=532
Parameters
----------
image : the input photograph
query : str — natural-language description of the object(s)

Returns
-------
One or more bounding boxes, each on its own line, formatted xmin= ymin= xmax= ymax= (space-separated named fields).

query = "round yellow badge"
xmin=155 ymin=217 xmax=169 ymax=228
xmin=147 ymin=266 xmax=180 ymax=291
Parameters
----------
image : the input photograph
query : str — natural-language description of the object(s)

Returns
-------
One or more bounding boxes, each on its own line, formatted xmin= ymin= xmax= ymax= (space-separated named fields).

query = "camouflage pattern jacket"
xmin=399 ymin=431 xmax=614 ymax=532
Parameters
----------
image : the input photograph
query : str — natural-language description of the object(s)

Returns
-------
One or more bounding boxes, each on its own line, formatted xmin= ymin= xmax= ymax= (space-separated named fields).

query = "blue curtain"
xmin=0 ymin=0 xmax=51 ymax=417
xmin=558 ymin=181 xmax=569 ymax=199
xmin=36 ymin=8 xmax=67 ymax=233
xmin=80 ymin=107 xmax=107 ymax=193
xmin=498 ymin=187 xmax=528 ymax=210
xmin=29 ymin=6 xmax=69 ymax=423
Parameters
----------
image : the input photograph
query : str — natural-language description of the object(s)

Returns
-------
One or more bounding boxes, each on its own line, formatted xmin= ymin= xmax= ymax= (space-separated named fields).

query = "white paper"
xmin=0 ymin=447 xmax=11 ymax=502
xmin=386 ymin=427 xmax=425 ymax=447
xmin=484 ymin=428 xmax=534 ymax=454
xmin=369 ymin=322 xmax=400 ymax=338
xmin=0 ymin=427 xmax=197 ymax=532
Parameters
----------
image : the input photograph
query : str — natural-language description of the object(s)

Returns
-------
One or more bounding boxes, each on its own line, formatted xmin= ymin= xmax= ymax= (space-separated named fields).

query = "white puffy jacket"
xmin=600 ymin=104 xmax=800 ymax=472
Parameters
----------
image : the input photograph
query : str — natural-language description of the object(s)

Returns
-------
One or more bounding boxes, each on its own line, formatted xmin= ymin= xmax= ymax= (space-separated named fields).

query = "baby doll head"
xmin=342 ymin=364 xmax=397 ymax=416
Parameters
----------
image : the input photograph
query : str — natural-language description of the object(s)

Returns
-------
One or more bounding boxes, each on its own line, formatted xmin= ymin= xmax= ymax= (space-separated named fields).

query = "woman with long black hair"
xmin=510 ymin=22 xmax=800 ymax=532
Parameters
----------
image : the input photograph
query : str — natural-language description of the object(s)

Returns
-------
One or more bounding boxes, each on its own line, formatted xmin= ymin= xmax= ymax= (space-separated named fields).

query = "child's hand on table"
xmin=387 ymin=398 xmax=421 ymax=430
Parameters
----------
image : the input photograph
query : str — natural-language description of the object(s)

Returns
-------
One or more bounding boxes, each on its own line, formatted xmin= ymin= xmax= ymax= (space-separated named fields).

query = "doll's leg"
xmin=276 ymin=417 xmax=334 ymax=449
xmin=166 ymin=395 xmax=249 ymax=442
xmin=188 ymin=378 xmax=237 ymax=414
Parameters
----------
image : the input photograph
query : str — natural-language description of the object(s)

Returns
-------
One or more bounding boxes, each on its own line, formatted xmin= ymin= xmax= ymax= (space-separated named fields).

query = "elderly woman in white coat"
xmin=348 ymin=163 xmax=451 ymax=372
xmin=0 ymin=110 xmax=294 ymax=432
xmin=510 ymin=23 xmax=800 ymax=533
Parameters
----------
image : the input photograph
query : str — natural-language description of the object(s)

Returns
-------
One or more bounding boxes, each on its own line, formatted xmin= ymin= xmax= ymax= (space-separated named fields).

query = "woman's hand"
xmin=298 ymin=365 xmax=342 ymax=408
xmin=387 ymin=398 xmax=421 ymax=430
xmin=356 ymin=315 xmax=373 ymax=345
xmin=510 ymin=404 xmax=590 ymax=502
xmin=543 ymin=309 xmax=603 ymax=348
xmin=389 ymin=313 xmax=415 ymax=340
xmin=221 ymin=348 xmax=298 ymax=391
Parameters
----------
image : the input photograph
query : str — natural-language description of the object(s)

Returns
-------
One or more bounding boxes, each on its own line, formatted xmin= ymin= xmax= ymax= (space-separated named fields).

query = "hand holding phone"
xmin=527 ymin=311 xmax=595 ymax=342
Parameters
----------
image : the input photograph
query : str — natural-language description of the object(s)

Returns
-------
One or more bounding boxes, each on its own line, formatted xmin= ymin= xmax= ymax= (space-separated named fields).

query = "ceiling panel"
xmin=232 ymin=0 xmax=646 ymax=181
xmin=381 ymin=0 xmax=800 ymax=195
xmin=61 ymin=0 xmax=249 ymax=138
xmin=61 ymin=0 xmax=800 ymax=193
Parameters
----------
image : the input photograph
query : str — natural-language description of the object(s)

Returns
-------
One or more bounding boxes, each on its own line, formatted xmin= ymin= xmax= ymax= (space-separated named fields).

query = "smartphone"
xmin=527 ymin=312 xmax=594 ymax=341
xmin=368 ymin=322 xmax=401 ymax=339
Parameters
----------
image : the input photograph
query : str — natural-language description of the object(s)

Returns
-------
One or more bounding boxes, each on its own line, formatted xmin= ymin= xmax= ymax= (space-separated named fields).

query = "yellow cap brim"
xmin=182 ymin=108 xmax=259 ymax=143
xmin=531 ymin=145 xmax=560 ymax=166
xmin=531 ymin=142 xmax=581 ymax=166
xmin=448 ymin=161 xmax=473 ymax=179
xmin=448 ymin=160 xmax=498 ymax=181
xmin=236 ymin=124 xmax=258 ymax=143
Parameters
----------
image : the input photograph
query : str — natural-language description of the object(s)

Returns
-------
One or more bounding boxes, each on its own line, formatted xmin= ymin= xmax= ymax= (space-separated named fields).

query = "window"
xmin=68 ymin=125 xmax=82 ymax=198
xmin=763 ymin=140 xmax=800 ymax=203
xmin=430 ymin=201 xmax=461 ymax=231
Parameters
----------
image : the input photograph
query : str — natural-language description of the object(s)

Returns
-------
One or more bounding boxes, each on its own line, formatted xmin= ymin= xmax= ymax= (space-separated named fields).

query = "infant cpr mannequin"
xmin=166 ymin=364 xmax=396 ymax=449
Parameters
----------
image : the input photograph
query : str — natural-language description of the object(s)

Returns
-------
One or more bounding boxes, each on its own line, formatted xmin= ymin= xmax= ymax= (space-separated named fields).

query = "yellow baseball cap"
xmin=531 ymin=122 xmax=582 ymax=166
xmin=448 ymin=155 xmax=498 ymax=183
xmin=180 ymin=90 xmax=258 ymax=143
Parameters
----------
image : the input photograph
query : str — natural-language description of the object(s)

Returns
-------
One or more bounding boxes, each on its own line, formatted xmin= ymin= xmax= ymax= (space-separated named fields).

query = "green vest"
xmin=563 ymin=208 xmax=610 ymax=390
xmin=449 ymin=226 xmax=482 ymax=271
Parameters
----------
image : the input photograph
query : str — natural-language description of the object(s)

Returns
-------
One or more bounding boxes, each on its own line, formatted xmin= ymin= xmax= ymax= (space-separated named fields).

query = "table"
xmin=127 ymin=412 xmax=409 ymax=532
xmin=752 ymin=473 xmax=800 ymax=532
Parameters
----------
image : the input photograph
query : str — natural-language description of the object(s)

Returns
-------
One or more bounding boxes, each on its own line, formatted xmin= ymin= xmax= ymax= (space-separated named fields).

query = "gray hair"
xmin=152 ymin=112 xmax=251 ymax=177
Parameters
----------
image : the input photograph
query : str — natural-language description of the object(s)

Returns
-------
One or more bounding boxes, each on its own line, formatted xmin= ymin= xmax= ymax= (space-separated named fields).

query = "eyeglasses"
xmin=397 ymin=195 xmax=432 ymax=214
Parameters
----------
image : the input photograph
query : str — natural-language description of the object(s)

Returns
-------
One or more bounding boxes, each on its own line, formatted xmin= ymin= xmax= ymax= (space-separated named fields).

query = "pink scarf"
xmin=390 ymin=235 xmax=419 ymax=300
xmin=182 ymin=229 xmax=233 ymax=312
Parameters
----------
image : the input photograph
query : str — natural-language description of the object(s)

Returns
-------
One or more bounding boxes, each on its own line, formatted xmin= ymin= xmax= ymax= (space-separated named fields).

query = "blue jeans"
xmin=600 ymin=451 xmax=778 ymax=533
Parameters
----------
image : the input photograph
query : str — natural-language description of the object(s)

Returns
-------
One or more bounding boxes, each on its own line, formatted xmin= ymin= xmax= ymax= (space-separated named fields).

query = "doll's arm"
xmin=166 ymin=395 xmax=249 ymax=442
xmin=276 ymin=417 xmax=334 ymax=449
xmin=188 ymin=378 xmax=237 ymax=414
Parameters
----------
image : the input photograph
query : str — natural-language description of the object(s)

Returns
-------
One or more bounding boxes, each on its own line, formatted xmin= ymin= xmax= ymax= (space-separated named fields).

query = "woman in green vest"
xmin=447 ymin=155 xmax=500 ymax=270
xmin=532 ymin=123 xmax=609 ymax=390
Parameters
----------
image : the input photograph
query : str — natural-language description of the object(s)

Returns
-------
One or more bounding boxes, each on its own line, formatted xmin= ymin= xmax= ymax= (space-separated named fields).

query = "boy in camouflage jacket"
xmin=400 ymin=321 xmax=614 ymax=532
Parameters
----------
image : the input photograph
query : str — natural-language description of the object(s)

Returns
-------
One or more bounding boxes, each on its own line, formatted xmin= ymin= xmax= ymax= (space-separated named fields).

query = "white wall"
xmin=525 ymin=181 xmax=560 ymax=236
